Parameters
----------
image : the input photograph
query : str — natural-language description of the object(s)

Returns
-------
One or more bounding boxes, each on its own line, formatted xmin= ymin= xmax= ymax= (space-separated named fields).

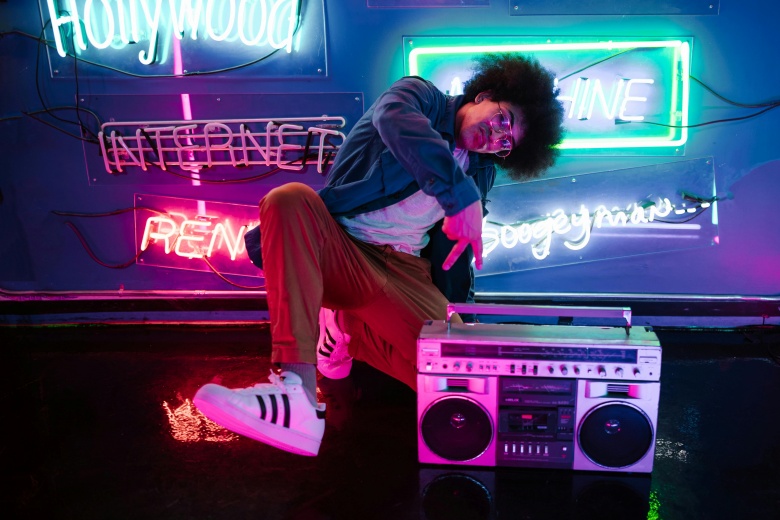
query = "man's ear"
xmin=475 ymin=91 xmax=493 ymax=104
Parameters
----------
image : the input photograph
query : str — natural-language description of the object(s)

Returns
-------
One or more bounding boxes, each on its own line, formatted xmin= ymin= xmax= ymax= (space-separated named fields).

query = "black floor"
xmin=2 ymin=323 xmax=779 ymax=519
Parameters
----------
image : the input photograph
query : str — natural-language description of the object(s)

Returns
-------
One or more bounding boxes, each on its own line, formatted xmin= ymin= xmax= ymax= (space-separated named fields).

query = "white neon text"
xmin=556 ymin=78 xmax=655 ymax=121
xmin=140 ymin=214 xmax=251 ymax=260
xmin=99 ymin=117 xmax=346 ymax=174
xmin=481 ymin=198 xmax=709 ymax=261
xmin=45 ymin=0 xmax=300 ymax=64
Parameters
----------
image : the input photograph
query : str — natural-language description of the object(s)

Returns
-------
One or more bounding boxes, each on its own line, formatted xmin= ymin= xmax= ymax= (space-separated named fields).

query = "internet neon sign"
xmin=44 ymin=0 xmax=301 ymax=65
xmin=405 ymin=38 xmax=691 ymax=153
xmin=101 ymin=116 xmax=346 ymax=174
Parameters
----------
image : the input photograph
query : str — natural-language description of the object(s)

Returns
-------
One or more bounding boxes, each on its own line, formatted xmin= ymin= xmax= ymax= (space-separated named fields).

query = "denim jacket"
xmin=245 ymin=76 xmax=496 ymax=304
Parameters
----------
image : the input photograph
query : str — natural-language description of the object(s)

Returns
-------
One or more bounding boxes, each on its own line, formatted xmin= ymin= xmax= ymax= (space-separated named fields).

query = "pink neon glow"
xmin=173 ymin=35 xmax=200 ymax=184
xmin=163 ymin=398 xmax=237 ymax=443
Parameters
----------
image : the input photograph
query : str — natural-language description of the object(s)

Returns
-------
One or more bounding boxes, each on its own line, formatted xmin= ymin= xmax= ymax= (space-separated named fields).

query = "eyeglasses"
xmin=490 ymin=103 xmax=514 ymax=158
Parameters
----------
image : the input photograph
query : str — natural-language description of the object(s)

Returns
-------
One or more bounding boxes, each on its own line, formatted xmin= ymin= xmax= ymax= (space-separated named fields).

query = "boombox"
xmin=417 ymin=304 xmax=661 ymax=473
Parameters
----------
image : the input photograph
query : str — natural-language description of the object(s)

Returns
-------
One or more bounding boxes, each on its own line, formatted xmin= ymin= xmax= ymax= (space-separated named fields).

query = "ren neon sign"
xmin=135 ymin=194 xmax=260 ymax=277
xmin=405 ymin=37 xmax=691 ymax=154
xmin=44 ymin=0 xmax=301 ymax=65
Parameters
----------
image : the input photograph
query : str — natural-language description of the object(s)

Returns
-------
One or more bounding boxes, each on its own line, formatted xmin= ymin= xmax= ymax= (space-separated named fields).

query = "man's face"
xmin=455 ymin=93 xmax=526 ymax=156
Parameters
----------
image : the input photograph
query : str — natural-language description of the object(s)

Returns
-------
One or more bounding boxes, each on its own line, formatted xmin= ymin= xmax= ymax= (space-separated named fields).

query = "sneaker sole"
xmin=193 ymin=387 xmax=322 ymax=456
xmin=318 ymin=358 xmax=353 ymax=379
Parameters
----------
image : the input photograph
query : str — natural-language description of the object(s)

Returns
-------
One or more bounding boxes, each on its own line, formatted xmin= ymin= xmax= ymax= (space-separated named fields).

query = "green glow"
xmin=406 ymin=38 xmax=692 ymax=154
xmin=647 ymin=489 xmax=661 ymax=520
xmin=408 ymin=40 xmax=686 ymax=69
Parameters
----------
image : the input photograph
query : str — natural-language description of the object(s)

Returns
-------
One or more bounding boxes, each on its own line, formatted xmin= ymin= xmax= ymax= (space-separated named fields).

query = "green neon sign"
xmin=404 ymin=37 xmax=692 ymax=155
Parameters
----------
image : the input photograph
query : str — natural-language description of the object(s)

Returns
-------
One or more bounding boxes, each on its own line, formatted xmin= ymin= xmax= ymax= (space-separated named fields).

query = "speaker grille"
xmin=578 ymin=402 xmax=653 ymax=469
xmin=421 ymin=396 xmax=493 ymax=462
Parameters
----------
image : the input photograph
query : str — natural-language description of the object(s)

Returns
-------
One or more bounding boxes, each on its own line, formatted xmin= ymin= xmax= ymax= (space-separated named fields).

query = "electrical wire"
xmin=62 ymin=220 xmax=145 ymax=269
xmin=638 ymin=103 xmax=779 ymax=129
xmin=554 ymin=46 xmax=780 ymax=129
xmin=53 ymin=207 xmax=265 ymax=288
xmin=134 ymin=151 xmax=328 ymax=183
xmin=691 ymin=76 xmax=780 ymax=108
xmin=202 ymin=256 xmax=265 ymax=290
xmin=52 ymin=206 xmax=168 ymax=218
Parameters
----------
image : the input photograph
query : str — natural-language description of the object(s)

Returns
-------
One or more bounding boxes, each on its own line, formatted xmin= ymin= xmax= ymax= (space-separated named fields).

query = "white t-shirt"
xmin=337 ymin=148 xmax=470 ymax=256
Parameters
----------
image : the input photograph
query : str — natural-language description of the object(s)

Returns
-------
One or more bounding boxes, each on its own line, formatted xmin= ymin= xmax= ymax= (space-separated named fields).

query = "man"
xmin=193 ymin=54 xmax=565 ymax=456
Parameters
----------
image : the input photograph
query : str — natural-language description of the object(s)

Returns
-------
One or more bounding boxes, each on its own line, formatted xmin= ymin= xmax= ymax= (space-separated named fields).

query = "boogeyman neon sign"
xmin=44 ymin=0 xmax=301 ymax=65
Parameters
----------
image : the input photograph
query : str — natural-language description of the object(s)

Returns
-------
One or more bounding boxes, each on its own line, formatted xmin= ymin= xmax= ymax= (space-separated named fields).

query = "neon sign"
xmin=476 ymin=158 xmax=718 ymax=275
xmin=135 ymin=194 xmax=260 ymax=277
xmin=404 ymin=37 xmax=691 ymax=154
xmin=101 ymin=116 xmax=346 ymax=174
xmin=45 ymin=0 xmax=301 ymax=65
xmin=482 ymin=198 xmax=710 ymax=261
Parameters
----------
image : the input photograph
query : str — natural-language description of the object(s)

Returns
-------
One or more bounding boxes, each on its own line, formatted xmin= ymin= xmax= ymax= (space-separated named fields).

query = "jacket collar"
xmin=437 ymin=94 xmax=465 ymax=148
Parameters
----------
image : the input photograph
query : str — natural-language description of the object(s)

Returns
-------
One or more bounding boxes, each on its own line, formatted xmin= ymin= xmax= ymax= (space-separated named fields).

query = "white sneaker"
xmin=193 ymin=371 xmax=326 ymax=456
xmin=316 ymin=308 xmax=353 ymax=379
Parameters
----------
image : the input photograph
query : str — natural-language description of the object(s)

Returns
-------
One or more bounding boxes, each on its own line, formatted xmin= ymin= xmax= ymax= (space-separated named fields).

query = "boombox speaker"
xmin=417 ymin=304 xmax=661 ymax=473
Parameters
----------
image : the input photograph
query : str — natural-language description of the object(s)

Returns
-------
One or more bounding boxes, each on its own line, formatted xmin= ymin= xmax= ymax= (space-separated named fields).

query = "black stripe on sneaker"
xmin=256 ymin=395 xmax=267 ymax=420
xmin=270 ymin=394 xmax=278 ymax=424
xmin=281 ymin=394 xmax=291 ymax=428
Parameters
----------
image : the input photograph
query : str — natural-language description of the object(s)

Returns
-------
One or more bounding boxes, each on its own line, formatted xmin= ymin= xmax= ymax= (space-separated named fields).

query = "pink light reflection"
xmin=163 ymin=397 xmax=238 ymax=443
xmin=172 ymin=34 xmax=201 ymax=186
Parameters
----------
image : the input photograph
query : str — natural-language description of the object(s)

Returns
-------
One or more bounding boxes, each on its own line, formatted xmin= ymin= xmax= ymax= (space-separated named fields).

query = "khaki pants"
xmin=259 ymin=182 xmax=456 ymax=390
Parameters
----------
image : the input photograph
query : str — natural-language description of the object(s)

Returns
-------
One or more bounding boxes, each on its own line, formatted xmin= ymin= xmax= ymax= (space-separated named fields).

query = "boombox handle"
xmin=445 ymin=303 xmax=632 ymax=335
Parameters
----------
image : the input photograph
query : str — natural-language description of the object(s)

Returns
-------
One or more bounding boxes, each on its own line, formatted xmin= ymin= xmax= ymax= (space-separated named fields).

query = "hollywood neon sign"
xmin=45 ymin=0 xmax=301 ymax=65
xmin=100 ymin=116 xmax=346 ymax=174
xmin=482 ymin=198 xmax=710 ymax=261
xmin=405 ymin=38 xmax=691 ymax=152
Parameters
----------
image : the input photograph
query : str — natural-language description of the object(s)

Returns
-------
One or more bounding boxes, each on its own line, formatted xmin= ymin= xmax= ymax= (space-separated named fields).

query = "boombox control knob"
xmin=560 ymin=366 xmax=569 ymax=375
xmin=453 ymin=362 xmax=461 ymax=371
xmin=615 ymin=367 xmax=624 ymax=377
xmin=598 ymin=366 xmax=607 ymax=378
xmin=466 ymin=362 xmax=473 ymax=372
xmin=547 ymin=366 xmax=554 ymax=375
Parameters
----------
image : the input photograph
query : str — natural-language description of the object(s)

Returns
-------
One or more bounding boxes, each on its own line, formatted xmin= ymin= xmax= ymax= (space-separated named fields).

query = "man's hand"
xmin=441 ymin=200 xmax=483 ymax=271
